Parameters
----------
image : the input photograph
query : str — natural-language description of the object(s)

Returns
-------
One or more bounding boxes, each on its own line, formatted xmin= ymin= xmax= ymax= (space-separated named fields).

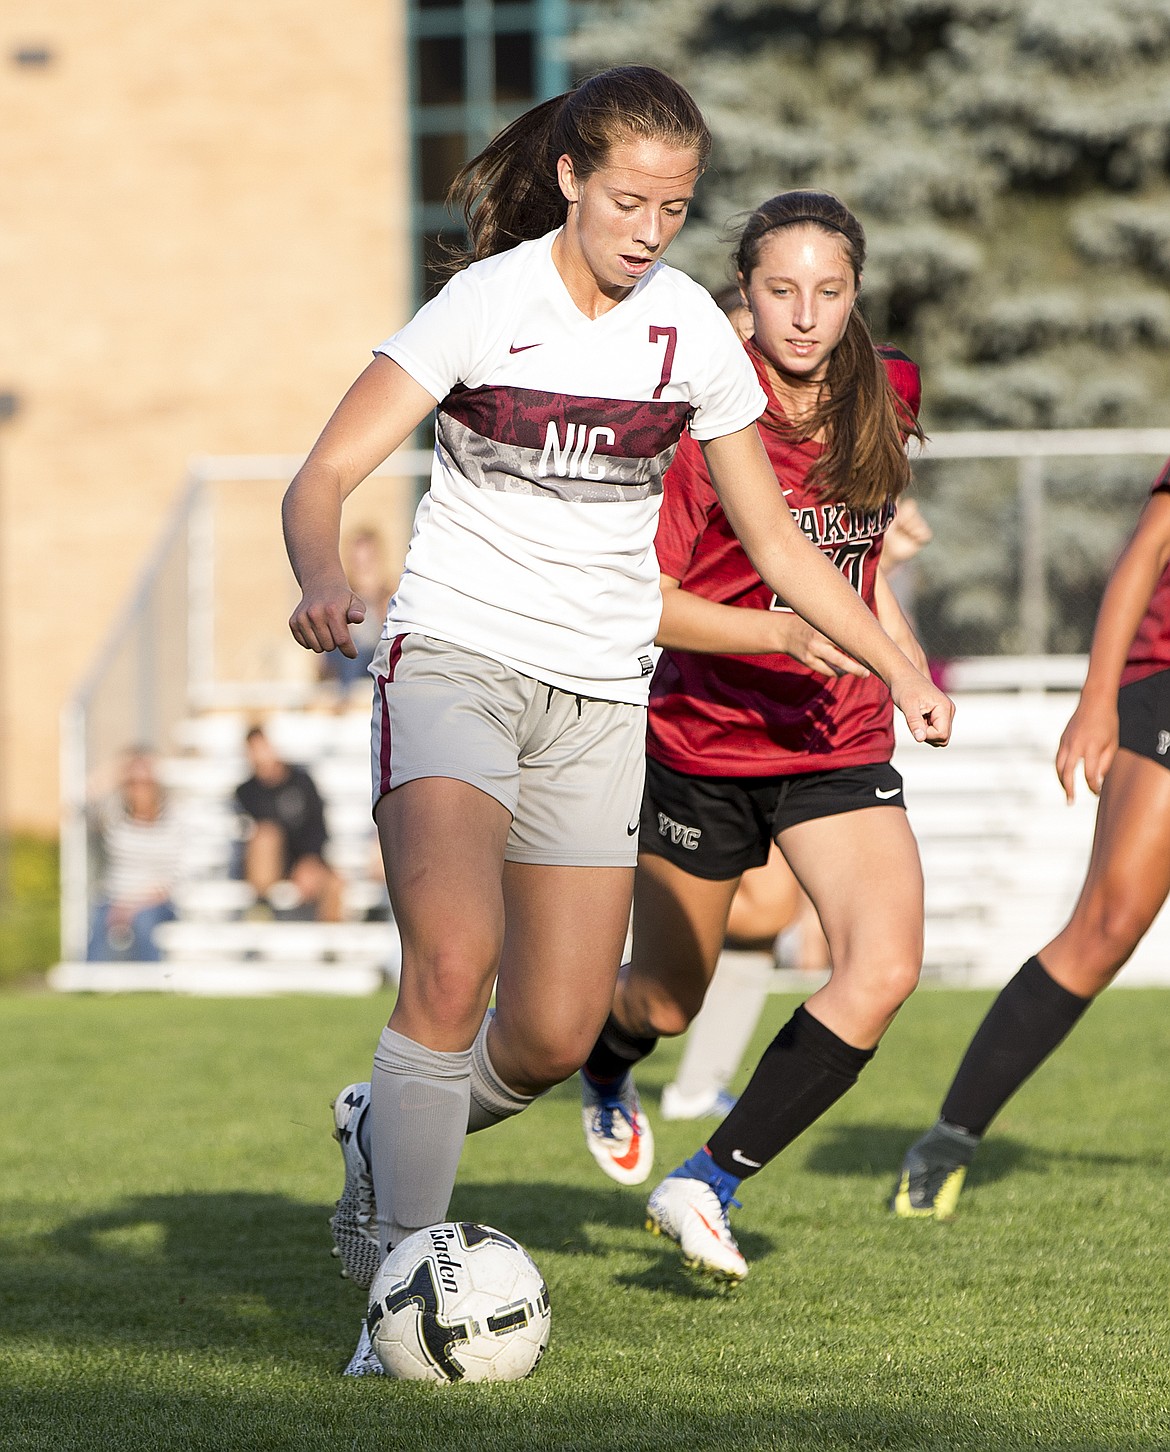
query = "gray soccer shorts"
xmin=370 ymin=633 xmax=646 ymax=867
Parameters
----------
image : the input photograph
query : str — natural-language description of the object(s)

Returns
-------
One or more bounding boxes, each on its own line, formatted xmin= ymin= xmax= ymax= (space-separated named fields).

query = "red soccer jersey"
xmin=646 ymin=341 xmax=921 ymax=777
xmin=1120 ymin=462 xmax=1170 ymax=688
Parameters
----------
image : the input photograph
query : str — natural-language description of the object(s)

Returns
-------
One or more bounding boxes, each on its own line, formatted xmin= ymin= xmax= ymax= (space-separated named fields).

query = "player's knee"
xmin=882 ymin=957 xmax=922 ymax=1010
xmin=636 ymin=980 xmax=700 ymax=1038
xmin=503 ymin=1033 xmax=585 ymax=1091
xmin=836 ymin=955 xmax=920 ymax=1022
xmin=1066 ymin=898 xmax=1148 ymax=985
xmin=621 ymin=971 xmax=699 ymax=1038
xmin=402 ymin=937 xmax=498 ymax=1033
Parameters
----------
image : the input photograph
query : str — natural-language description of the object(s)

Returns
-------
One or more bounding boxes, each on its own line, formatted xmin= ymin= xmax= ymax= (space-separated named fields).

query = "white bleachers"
xmin=61 ymin=687 xmax=1170 ymax=994
xmin=897 ymin=689 xmax=1170 ymax=985
xmin=59 ymin=705 xmax=391 ymax=995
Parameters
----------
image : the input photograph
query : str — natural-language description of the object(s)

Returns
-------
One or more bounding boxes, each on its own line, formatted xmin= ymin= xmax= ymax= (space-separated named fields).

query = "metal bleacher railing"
xmin=58 ymin=450 xmax=429 ymax=968
xmin=57 ymin=431 xmax=1170 ymax=987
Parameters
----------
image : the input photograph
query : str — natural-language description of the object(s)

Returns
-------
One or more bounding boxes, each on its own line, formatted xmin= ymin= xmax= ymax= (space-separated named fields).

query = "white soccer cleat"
xmin=342 ymin=1318 xmax=386 ymax=1377
xmin=329 ymin=1082 xmax=382 ymax=1291
xmin=645 ymin=1173 xmax=748 ymax=1283
xmin=580 ymin=1071 xmax=655 ymax=1185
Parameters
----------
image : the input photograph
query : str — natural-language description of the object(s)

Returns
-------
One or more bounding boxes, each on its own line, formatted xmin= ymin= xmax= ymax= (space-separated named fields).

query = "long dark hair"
xmin=447 ymin=66 xmax=710 ymax=266
xmin=735 ymin=190 xmax=924 ymax=513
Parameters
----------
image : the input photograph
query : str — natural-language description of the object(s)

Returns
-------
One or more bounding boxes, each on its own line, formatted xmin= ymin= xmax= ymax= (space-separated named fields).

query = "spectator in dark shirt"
xmin=234 ymin=726 xmax=343 ymax=921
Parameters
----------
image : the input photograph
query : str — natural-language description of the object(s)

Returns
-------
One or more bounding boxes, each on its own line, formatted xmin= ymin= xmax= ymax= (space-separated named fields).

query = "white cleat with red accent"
xmin=645 ymin=1173 xmax=748 ymax=1283
xmin=580 ymin=1071 xmax=655 ymax=1186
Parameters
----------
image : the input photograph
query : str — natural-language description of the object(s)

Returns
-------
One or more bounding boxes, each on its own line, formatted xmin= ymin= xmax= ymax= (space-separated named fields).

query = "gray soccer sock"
xmin=466 ymin=1010 xmax=540 ymax=1133
xmin=668 ymin=950 xmax=773 ymax=1102
xmin=370 ymin=1026 xmax=472 ymax=1256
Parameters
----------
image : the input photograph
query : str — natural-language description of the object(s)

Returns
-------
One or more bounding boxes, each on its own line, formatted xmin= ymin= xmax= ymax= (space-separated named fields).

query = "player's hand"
xmin=289 ymin=579 xmax=367 ymax=657
xmin=774 ymin=617 xmax=869 ymax=680
xmin=891 ymin=668 xmax=954 ymax=746
xmin=881 ymin=498 xmax=933 ymax=571
xmin=1055 ymin=696 xmax=1118 ymax=803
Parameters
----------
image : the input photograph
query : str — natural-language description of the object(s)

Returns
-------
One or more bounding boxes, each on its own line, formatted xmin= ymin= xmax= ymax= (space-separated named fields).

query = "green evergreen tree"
xmin=571 ymin=0 xmax=1170 ymax=653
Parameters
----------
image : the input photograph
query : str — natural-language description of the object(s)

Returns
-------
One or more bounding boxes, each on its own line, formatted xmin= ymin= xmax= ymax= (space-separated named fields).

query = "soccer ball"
xmin=366 ymin=1221 xmax=551 ymax=1383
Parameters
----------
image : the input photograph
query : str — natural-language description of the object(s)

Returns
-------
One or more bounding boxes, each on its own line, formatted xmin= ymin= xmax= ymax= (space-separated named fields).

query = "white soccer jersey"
xmin=376 ymin=229 xmax=767 ymax=704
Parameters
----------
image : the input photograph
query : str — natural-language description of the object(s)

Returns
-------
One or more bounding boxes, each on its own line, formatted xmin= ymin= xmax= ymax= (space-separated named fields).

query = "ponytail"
xmin=448 ymin=96 xmax=569 ymax=264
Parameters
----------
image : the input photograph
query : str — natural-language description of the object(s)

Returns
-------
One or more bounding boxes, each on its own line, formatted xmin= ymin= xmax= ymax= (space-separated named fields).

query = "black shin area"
xmin=583 ymin=1013 xmax=659 ymax=1084
xmin=706 ymin=1005 xmax=874 ymax=1177
xmin=940 ymin=955 xmax=1091 ymax=1137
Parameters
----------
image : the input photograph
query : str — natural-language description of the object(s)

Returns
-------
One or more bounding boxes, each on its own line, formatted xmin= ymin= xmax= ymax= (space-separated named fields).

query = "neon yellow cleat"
xmin=891 ymin=1120 xmax=979 ymax=1220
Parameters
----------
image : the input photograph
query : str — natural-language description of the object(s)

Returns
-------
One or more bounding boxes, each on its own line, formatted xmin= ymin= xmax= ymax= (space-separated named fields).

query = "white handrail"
xmin=59 ymin=448 xmax=432 ymax=961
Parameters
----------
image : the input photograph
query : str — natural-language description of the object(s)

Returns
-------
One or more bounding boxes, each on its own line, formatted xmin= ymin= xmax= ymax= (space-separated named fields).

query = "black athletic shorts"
xmin=638 ymin=755 xmax=907 ymax=880
xmin=1118 ymin=666 xmax=1170 ymax=769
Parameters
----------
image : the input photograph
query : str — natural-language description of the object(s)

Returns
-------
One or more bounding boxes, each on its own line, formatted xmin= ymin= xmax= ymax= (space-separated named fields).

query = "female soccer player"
xmin=283 ymin=75 xmax=950 ymax=1328
xmin=894 ymin=468 xmax=1170 ymax=1218
xmin=659 ymin=500 xmax=934 ymax=1122
xmin=578 ymin=189 xmax=934 ymax=1282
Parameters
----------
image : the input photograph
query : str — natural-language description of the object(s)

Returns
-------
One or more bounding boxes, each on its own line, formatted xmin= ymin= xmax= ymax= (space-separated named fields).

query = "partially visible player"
xmin=658 ymin=502 xmax=936 ymax=1121
xmin=578 ymin=190 xmax=939 ymax=1281
xmin=660 ymin=499 xmax=934 ymax=1121
xmin=281 ymin=74 xmax=952 ymax=1367
xmin=712 ymin=283 xmax=754 ymax=342
xmin=894 ymin=469 xmax=1170 ymax=1218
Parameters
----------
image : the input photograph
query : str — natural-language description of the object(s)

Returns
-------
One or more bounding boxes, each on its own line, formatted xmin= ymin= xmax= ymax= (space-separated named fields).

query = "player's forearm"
xmin=657 ymin=583 xmax=793 ymax=656
xmin=282 ymin=465 xmax=349 ymax=592
xmin=702 ymin=426 xmax=914 ymax=688
xmin=874 ymin=571 xmax=928 ymax=676
xmin=741 ymin=523 xmax=909 ymax=686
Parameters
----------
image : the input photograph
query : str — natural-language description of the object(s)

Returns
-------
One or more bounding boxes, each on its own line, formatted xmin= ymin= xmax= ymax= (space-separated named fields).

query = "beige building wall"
xmin=0 ymin=1 xmax=411 ymax=832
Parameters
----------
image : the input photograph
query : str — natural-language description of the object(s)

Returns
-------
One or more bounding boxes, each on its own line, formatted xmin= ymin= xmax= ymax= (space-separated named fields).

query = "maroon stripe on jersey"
xmin=376 ymin=634 xmax=406 ymax=798
xmin=440 ymin=382 xmax=692 ymax=460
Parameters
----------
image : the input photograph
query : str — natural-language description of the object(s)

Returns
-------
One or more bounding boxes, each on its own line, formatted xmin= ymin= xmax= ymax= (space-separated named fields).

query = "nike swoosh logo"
xmin=730 ymin=1149 xmax=761 ymax=1168
xmin=610 ymin=1127 xmax=643 ymax=1172
xmin=875 ymin=786 xmax=902 ymax=799
xmin=509 ymin=342 xmax=540 ymax=353
xmin=626 ymin=822 xmax=639 ymax=836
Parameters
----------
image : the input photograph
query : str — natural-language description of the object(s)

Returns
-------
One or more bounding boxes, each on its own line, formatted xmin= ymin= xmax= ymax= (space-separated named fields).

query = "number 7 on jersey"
xmin=649 ymin=326 xmax=677 ymax=401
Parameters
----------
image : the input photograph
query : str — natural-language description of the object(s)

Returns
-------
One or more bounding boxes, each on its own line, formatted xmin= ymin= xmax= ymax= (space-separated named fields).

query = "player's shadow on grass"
xmin=4 ymin=1179 xmax=710 ymax=1365
xmin=18 ymin=1191 xmax=355 ymax=1369
xmin=802 ymin=1122 xmax=1146 ymax=1189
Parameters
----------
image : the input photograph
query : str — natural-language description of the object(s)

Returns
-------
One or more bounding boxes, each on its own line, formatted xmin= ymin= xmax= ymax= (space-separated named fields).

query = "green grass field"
xmin=2 ymin=989 xmax=1167 ymax=1452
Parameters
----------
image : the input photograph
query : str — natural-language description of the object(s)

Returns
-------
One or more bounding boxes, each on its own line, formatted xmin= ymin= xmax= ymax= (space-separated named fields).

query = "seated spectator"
xmin=88 ymin=748 xmax=182 ymax=961
xmin=234 ymin=726 xmax=343 ymax=921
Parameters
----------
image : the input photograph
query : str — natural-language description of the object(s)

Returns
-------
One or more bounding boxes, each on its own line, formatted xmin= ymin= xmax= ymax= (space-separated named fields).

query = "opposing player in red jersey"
xmin=894 ymin=468 xmax=1170 ymax=1219
xmin=578 ymin=189 xmax=935 ymax=1280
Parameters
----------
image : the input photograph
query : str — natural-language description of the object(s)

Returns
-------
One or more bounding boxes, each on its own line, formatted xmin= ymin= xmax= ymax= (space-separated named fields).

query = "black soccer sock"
xmin=583 ymin=1012 xmax=659 ymax=1085
xmin=940 ymin=955 xmax=1092 ymax=1137
xmin=706 ymin=1005 xmax=874 ymax=1178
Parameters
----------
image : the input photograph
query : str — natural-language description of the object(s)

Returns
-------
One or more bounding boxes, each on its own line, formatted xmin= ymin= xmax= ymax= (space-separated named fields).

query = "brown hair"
xmin=735 ymin=190 xmax=924 ymax=513
xmin=447 ymin=66 xmax=710 ymax=266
